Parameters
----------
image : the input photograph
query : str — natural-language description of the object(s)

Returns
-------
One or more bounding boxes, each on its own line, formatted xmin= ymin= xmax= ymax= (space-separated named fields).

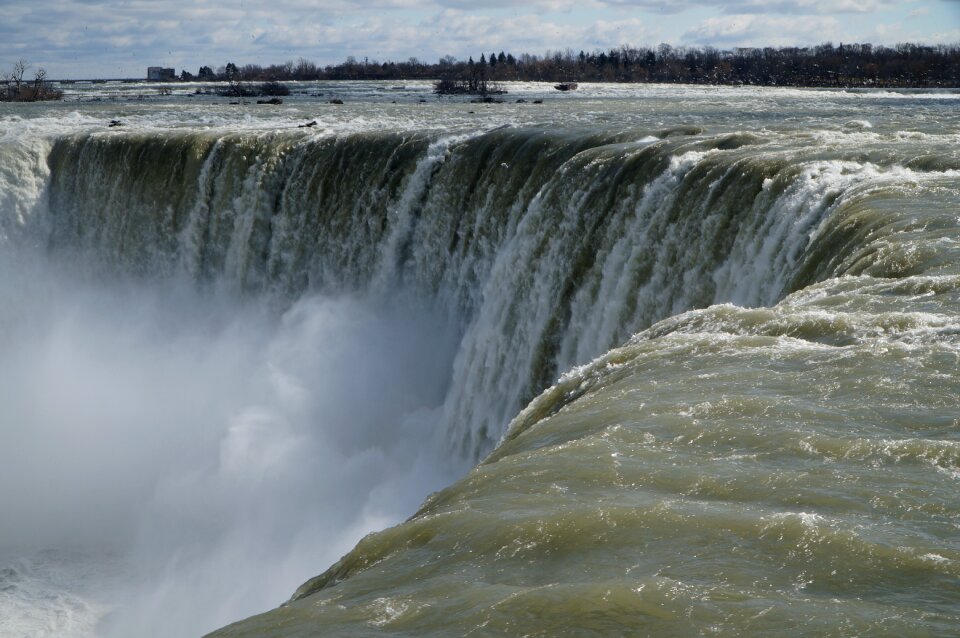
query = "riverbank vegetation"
xmin=205 ymin=62 xmax=291 ymax=98
xmin=2 ymin=60 xmax=63 ymax=101
xmin=434 ymin=58 xmax=506 ymax=96
xmin=188 ymin=42 xmax=959 ymax=88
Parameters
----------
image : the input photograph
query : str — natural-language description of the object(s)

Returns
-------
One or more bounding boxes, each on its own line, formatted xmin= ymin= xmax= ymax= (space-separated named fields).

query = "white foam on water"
xmin=0 ymin=551 xmax=114 ymax=638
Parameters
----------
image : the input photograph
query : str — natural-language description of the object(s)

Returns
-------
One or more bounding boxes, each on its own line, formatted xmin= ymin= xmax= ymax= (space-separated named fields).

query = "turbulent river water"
xmin=1 ymin=80 xmax=959 ymax=637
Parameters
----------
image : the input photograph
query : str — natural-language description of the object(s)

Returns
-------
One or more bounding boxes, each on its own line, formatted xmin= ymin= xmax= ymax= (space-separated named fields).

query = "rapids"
xmin=1 ymin=81 xmax=958 ymax=637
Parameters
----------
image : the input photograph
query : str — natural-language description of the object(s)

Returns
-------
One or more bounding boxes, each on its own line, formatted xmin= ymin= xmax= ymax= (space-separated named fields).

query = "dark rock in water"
xmin=108 ymin=120 xmax=122 ymax=127
xmin=329 ymin=98 xmax=344 ymax=105
xmin=516 ymin=99 xmax=527 ymax=103
xmin=533 ymin=99 xmax=544 ymax=104
xmin=298 ymin=120 xmax=318 ymax=129
xmin=554 ymin=82 xmax=578 ymax=91
xmin=419 ymin=99 xmax=427 ymax=103
xmin=660 ymin=125 xmax=704 ymax=137
xmin=257 ymin=98 xmax=283 ymax=105
xmin=470 ymin=96 xmax=504 ymax=104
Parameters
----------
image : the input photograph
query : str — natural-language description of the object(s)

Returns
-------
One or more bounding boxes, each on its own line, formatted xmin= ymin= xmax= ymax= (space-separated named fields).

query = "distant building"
xmin=147 ymin=67 xmax=176 ymax=81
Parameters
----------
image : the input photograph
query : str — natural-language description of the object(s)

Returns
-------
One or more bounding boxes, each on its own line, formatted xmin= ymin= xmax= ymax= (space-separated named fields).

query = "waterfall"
xmin=31 ymin=127 xmax=942 ymax=457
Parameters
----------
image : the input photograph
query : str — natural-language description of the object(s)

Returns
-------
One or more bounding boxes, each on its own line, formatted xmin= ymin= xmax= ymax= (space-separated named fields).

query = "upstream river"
xmin=0 ymin=81 xmax=958 ymax=637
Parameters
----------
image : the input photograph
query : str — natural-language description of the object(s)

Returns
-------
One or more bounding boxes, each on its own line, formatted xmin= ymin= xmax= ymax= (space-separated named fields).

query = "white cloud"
xmin=412 ymin=11 xmax=654 ymax=57
xmin=683 ymin=14 xmax=845 ymax=46
xmin=583 ymin=0 xmax=896 ymax=13
xmin=929 ymin=28 xmax=960 ymax=42
xmin=0 ymin=0 xmax=951 ymax=79
xmin=715 ymin=0 xmax=895 ymax=14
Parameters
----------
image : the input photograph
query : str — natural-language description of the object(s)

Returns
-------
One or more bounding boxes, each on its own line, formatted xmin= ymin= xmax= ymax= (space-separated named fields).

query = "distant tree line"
xmin=182 ymin=42 xmax=960 ymax=88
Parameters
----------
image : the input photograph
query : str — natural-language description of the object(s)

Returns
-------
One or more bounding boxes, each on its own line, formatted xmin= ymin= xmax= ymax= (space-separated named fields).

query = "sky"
xmin=0 ymin=0 xmax=957 ymax=79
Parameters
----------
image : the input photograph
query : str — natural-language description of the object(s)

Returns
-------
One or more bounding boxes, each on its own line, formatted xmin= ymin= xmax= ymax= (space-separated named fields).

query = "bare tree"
xmin=224 ymin=62 xmax=243 ymax=97
xmin=31 ymin=67 xmax=46 ymax=99
xmin=12 ymin=59 xmax=27 ymax=89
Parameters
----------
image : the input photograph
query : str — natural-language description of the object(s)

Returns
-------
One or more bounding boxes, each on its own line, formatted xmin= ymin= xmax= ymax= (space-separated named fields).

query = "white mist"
xmin=0 ymin=250 xmax=465 ymax=637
